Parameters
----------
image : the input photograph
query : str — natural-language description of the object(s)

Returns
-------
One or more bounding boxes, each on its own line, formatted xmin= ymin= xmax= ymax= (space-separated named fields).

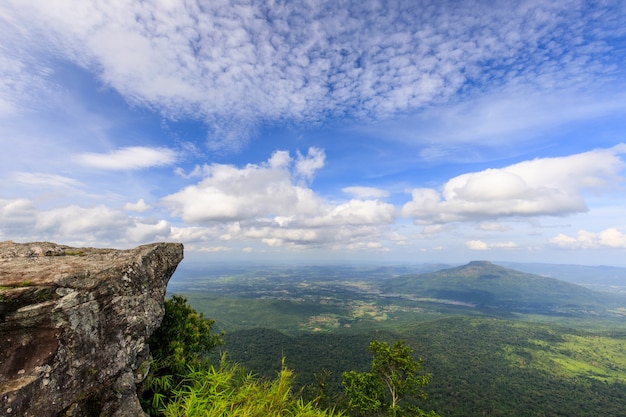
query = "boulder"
xmin=0 ymin=241 xmax=183 ymax=417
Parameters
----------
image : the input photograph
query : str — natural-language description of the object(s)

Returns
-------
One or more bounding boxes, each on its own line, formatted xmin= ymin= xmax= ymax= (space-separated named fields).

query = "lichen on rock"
xmin=0 ymin=241 xmax=184 ymax=417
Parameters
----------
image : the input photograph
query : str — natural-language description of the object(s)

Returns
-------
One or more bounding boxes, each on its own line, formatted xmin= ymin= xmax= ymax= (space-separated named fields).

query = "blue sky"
xmin=1 ymin=0 xmax=626 ymax=265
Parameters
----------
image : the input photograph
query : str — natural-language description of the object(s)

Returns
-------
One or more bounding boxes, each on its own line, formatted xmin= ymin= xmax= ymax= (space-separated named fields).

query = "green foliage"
xmin=142 ymin=295 xmax=223 ymax=415
xmin=342 ymin=371 xmax=384 ymax=414
xmin=220 ymin=320 xmax=626 ymax=417
xmin=151 ymin=294 xmax=223 ymax=374
xmin=342 ymin=340 xmax=438 ymax=417
xmin=162 ymin=357 xmax=343 ymax=417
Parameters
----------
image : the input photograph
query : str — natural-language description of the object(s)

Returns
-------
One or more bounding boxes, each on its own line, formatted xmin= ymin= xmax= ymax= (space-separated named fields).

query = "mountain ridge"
xmin=382 ymin=260 xmax=624 ymax=315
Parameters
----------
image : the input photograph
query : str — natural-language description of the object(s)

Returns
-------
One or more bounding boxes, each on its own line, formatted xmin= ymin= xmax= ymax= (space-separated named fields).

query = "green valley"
xmin=167 ymin=261 xmax=626 ymax=416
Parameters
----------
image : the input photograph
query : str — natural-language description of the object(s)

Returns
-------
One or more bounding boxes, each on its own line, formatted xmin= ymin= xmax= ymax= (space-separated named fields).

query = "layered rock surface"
xmin=0 ymin=241 xmax=184 ymax=417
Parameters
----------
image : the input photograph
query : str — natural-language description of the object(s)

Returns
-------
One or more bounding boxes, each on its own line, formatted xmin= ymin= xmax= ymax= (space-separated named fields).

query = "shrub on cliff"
xmin=142 ymin=295 xmax=223 ymax=415
xmin=162 ymin=358 xmax=343 ymax=417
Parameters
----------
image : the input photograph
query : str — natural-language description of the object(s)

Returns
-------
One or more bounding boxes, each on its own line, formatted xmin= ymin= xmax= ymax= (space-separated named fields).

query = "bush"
xmin=141 ymin=295 xmax=222 ymax=415
xmin=162 ymin=358 xmax=343 ymax=417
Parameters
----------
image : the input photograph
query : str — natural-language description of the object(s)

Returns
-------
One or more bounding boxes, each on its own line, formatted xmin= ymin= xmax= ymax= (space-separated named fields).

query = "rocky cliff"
xmin=0 ymin=241 xmax=184 ymax=417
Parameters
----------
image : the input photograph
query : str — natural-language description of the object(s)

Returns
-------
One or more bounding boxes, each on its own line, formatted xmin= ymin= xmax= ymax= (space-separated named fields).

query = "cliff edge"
xmin=0 ymin=241 xmax=184 ymax=417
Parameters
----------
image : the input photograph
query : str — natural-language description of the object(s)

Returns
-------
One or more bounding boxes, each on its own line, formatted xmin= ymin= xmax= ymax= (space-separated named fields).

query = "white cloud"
xmin=550 ymin=228 xmax=626 ymax=249
xmin=0 ymin=198 xmax=38 ymax=237
xmin=477 ymin=222 xmax=510 ymax=232
xmin=295 ymin=147 xmax=326 ymax=181
xmin=125 ymin=219 xmax=170 ymax=243
xmin=343 ymin=186 xmax=390 ymax=199
xmin=466 ymin=239 xmax=518 ymax=251
xmin=402 ymin=145 xmax=626 ymax=224
xmin=35 ymin=205 xmax=132 ymax=241
xmin=492 ymin=241 xmax=518 ymax=249
xmin=466 ymin=240 xmax=488 ymax=250
xmin=0 ymin=198 xmax=172 ymax=247
xmin=2 ymin=0 xmax=623 ymax=147
xmin=76 ymin=146 xmax=176 ymax=170
xmin=196 ymin=246 xmax=231 ymax=253
xmin=387 ymin=88 xmax=626 ymax=154
xmin=124 ymin=198 xmax=151 ymax=213
xmin=163 ymin=160 xmax=314 ymax=223
xmin=163 ymin=149 xmax=394 ymax=248
xmin=12 ymin=172 xmax=82 ymax=189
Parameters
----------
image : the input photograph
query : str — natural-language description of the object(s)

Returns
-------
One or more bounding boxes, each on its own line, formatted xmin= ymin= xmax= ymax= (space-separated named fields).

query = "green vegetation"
xmin=218 ymin=319 xmax=626 ymax=416
xmin=159 ymin=262 xmax=626 ymax=416
xmin=143 ymin=295 xmax=344 ymax=417
xmin=161 ymin=359 xmax=343 ymax=417
xmin=142 ymin=295 xmax=223 ymax=415
xmin=342 ymin=340 xmax=438 ymax=416
xmin=174 ymin=262 xmax=626 ymax=335
xmin=382 ymin=261 xmax=624 ymax=314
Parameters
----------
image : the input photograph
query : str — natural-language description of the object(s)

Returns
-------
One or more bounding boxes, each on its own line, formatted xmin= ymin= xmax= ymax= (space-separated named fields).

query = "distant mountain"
xmin=497 ymin=261 xmax=626 ymax=286
xmin=382 ymin=261 xmax=625 ymax=315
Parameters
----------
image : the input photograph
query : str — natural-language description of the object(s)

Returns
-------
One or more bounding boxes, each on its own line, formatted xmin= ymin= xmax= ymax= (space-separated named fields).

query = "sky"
xmin=1 ymin=0 xmax=626 ymax=266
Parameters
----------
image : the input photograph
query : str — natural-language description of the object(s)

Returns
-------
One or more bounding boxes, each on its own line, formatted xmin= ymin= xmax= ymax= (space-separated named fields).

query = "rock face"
xmin=0 ymin=241 xmax=184 ymax=417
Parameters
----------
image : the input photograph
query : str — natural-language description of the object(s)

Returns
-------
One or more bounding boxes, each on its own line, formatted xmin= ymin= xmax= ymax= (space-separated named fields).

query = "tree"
xmin=141 ymin=295 xmax=223 ymax=415
xmin=342 ymin=340 xmax=439 ymax=417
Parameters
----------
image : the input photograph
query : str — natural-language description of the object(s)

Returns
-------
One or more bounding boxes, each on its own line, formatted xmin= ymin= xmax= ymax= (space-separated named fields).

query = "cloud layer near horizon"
xmin=1 ymin=145 xmax=625 ymax=253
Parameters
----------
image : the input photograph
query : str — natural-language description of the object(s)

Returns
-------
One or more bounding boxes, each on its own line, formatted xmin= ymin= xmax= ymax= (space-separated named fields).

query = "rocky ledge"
xmin=0 ymin=241 xmax=184 ymax=417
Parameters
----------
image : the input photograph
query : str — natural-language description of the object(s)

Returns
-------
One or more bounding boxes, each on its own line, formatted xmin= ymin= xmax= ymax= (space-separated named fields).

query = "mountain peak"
xmin=466 ymin=261 xmax=493 ymax=267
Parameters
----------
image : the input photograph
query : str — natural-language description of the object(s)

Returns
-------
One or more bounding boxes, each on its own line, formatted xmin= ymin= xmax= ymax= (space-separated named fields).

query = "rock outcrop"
xmin=0 ymin=241 xmax=184 ymax=417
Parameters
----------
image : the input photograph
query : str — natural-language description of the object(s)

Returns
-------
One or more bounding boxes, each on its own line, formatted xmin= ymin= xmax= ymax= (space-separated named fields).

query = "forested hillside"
xmin=166 ymin=262 xmax=626 ymax=416
xmin=220 ymin=318 xmax=626 ymax=417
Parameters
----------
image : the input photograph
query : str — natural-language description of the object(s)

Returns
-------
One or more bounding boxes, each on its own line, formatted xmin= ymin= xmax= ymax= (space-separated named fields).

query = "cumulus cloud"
xmin=0 ymin=198 xmax=172 ymax=247
xmin=163 ymin=149 xmax=395 ymax=248
xmin=402 ymin=145 xmax=626 ymax=224
xmin=125 ymin=219 xmax=171 ymax=243
xmin=550 ymin=228 xmax=626 ymax=249
xmin=0 ymin=198 xmax=38 ymax=237
xmin=36 ymin=205 xmax=132 ymax=241
xmin=124 ymin=198 xmax=151 ymax=213
xmin=466 ymin=239 xmax=518 ymax=250
xmin=295 ymin=148 xmax=326 ymax=181
xmin=76 ymin=146 xmax=176 ymax=170
xmin=2 ymin=0 xmax=623 ymax=147
xmin=466 ymin=240 xmax=488 ymax=250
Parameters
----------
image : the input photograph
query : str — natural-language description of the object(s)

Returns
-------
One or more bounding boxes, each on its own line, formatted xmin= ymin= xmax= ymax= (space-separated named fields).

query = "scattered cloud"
xmin=466 ymin=240 xmax=488 ymax=250
xmin=402 ymin=145 xmax=626 ymax=224
xmin=295 ymin=148 xmax=326 ymax=181
xmin=195 ymin=246 xmax=232 ymax=253
xmin=382 ymin=88 xmax=626 ymax=154
xmin=163 ymin=149 xmax=394 ymax=248
xmin=1 ymin=1 xmax=626 ymax=263
xmin=75 ymin=146 xmax=176 ymax=170
xmin=550 ymin=228 xmax=626 ymax=249
xmin=0 ymin=198 xmax=38 ymax=238
xmin=477 ymin=222 xmax=510 ymax=232
xmin=2 ymin=1 xmax=624 ymax=147
xmin=125 ymin=219 xmax=171 ymax=243
xmin=12 ymin=172 xmax=83 ymax=189
xmin=124 ymin=198 xmax=151 ymax=213
xmin=466 ymin=239 xmax=518 ymax=251
xmin=343 ymin=186 xmax=390 ymax=199
xmin=0 ymin=198 xmax=171 ymax=247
